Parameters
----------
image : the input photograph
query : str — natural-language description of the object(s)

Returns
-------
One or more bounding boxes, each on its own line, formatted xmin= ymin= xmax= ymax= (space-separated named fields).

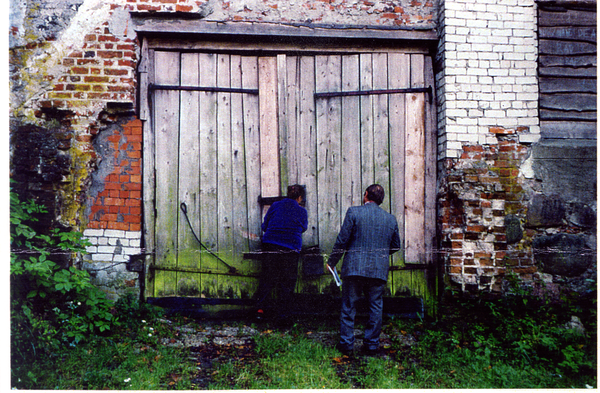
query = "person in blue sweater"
xmin=255 ymin=184 xmax=308 ymax=323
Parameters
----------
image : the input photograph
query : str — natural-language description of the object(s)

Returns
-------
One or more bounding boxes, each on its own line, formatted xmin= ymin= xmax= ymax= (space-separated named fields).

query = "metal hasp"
xmin=148 ymin=83 xmax=259 ymax=95
xmin=315 ymin=86 xmax=433 ymax=104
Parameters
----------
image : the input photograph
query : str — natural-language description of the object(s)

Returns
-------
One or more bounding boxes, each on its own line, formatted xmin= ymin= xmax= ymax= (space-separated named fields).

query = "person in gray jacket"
xmin=327 ymin=184 xmax=402 ymax=356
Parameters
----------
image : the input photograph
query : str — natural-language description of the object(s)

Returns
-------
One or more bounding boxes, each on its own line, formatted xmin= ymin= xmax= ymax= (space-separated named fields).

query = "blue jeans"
xmin=339 ymin=276 xmax=385 ymax=351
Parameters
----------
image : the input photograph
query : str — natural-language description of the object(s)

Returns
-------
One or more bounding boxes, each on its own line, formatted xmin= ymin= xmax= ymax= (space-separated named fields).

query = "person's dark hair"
xmin=287 ymin=184 xmax=304 ymax=200
xmin=365 ymin=184 xmax=385 ymax=205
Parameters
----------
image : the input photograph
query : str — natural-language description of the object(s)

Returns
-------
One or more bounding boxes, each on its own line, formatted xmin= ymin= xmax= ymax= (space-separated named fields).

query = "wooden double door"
xmin=142 ymin=46 xmax=436 ymax=302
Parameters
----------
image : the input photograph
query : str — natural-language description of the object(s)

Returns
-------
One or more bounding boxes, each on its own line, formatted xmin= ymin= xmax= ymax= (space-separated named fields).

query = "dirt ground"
xmin=158 ymin=315 xmax=417 ymax=389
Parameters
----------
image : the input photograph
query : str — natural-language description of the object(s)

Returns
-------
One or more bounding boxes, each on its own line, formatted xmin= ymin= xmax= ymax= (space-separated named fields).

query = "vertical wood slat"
xmin=142 ymin=47 xmax=155 ymax=298
xmin=177 ymin=53 xmax=202 ymax=295
xmin=360 ymin=53 xmax=375 ymax=188
xmin=241 ymin=56 xmax=262 ymax=256
xmin=153 ymin=50 xmax=180 ymax=296
xmin=230 ymin=55 xmax=249 ymax=267
xmin=372 ymin=53 xmax=391 ymax=213
xmin=277 ymin=54 xmax=289 ymax=194
xmin=316 ymin=55 xmax=343 ymax=255
xmin=298 ymin=56 xmax=319 ymax=247
xmin=259 ymin=57 xmax=280 ymax=204
xmin=341 ymin=55 xmax=362 ymax=217
xmin=388 ymin=53 xmax=409 ymax=291
xmin=405 ymin=54 xmax=426 ymax=264
xmin=217 ymin=54 xmax=234 ymax=268
xmin=198 ymin=53 xmax=219 ymax=285
xmin=424 ymin=55 xmax=437 ymax=268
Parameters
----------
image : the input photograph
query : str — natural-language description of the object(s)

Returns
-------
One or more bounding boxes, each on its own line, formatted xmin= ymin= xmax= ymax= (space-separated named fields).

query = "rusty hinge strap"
xmin=315 ymin=86 xmax=432 ymax=103
xmin=149 ymin=83 xmax=259 ymax=95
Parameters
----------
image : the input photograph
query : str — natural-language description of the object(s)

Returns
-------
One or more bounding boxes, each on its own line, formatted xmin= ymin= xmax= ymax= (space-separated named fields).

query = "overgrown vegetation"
xmin=10 ymin=189 xmax=116 ymax=386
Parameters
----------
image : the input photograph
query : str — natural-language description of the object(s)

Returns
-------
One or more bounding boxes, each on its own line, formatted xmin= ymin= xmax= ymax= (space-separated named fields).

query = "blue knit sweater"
xmin=261 ymin=198 xmax=308 ymax=251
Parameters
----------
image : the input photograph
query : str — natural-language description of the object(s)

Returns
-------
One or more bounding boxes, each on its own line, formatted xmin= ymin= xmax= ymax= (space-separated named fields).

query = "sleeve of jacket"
xmin=328 ymin=208 xmax=355 ymax=268
xmin=389 ymin=219 xmax=402 ymax=255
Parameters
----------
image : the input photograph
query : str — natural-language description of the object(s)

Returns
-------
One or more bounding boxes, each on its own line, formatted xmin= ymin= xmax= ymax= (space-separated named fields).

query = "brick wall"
xmin=437 ymin=0 xmax=540 ymax=160
xmin=436 ymin=0 xmax=542 ymax=291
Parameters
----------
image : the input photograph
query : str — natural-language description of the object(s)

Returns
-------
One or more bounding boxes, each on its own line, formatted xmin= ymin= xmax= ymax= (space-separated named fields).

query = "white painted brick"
xmin=488 ymin=68 xmax=509 ymax=77
xmin=98 ymin=245 xmax=116 ymax=254
xmin=108 ymin=237 xmax=120 ymax=246
xmin=126 ymin=231 xmax=142 ymax=239
xmin=84 ymin=229 xmax=104 ymax=237
xmin=86 ymin=246 xmax=97 ymax=253
xmin=113 ymin=254 xmax=128 ymax=263
xmin=105 ymin=229 xmax=125 ymax=238
xmin=98 ymin=237 xmax=109 ymax=245
xmin=123 ymin=247 xmax=142 ymax=256
xmin=130 ymin=239 xmax=141 ymax=247
xmin=87 ymin=237 xmax=98 ymax=245
xmin=447 ymin=140 xmax=463 ymax=150
xmin=92 ymin=254 xmax=114 ymax=262
xmin=487 ymin=4 xmax=508 ymax=14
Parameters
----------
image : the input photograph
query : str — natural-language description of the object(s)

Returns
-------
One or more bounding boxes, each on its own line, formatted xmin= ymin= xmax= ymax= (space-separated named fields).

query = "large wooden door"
xmin=143 ymin=48 xmax=436 ymax=302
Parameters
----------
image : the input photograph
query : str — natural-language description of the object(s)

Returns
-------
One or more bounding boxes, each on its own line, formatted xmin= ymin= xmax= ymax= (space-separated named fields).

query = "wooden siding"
xmin=144 ymin=47 xmax=436 ymax=302
xmin=538 ymin=2 xmax=597 ymax=139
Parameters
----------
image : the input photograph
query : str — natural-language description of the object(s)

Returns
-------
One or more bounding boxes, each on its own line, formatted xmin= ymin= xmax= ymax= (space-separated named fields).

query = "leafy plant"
xmin=11 ymin=187 xmax=117 ymax=386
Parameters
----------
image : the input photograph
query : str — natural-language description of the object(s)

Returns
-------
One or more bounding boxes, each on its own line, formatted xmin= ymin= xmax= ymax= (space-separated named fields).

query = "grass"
xmin=11 ymin=289 xmax=598 ymax=390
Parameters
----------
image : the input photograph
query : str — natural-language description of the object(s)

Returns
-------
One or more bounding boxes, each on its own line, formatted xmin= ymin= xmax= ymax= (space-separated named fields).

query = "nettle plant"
xmin=10 ymin=189 xmax=116 ymax=351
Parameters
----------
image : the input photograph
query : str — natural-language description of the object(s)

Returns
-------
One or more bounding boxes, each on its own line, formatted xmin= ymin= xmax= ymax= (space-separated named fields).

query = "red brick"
xmin=449 ymin=266 xmax=462 ymax=274
xmin=71 ymin=66 xmax=89 ymax=74
xmin=130 ymin=207 xmax=142 ymax=215
xmin=97 ymin=50 xmax=123 ymax=59
xmin=127 ymin=151 xmax=141 ymax=159
xmin=119 ymin=175 xmax=130 ymax=183
xmin=84 ymin=76 xmax=110 ymax=83
xmin=130 ymin=223 xmax=142 ymax=231
xmin=109 ymin=190 xmax=120 ymax=198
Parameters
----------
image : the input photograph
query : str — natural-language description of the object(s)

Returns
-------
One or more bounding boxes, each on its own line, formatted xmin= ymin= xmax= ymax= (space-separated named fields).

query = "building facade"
xmin=9 ymin=0 xmax=596 ymax=303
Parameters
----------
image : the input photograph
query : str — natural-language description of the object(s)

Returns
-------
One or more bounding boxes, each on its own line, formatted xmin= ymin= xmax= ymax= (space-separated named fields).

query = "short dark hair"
xmin=287 ymin=184 xmax=304 ymax=200
xmin=365 ymin=184 xmax=385 ymax=205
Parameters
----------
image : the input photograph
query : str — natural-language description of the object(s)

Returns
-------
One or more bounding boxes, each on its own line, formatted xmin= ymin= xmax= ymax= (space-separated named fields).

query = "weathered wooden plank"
xmin=154 ymin=50 xmax=180 ymax=296
xmin=258 ymin=57 xmax=280 ymax=202
xmin=177 ymin=52 xmax=202 ymax=296
xmin=241 ymin=56 xmax=262 ymax=257
xmin=217 ymin=54 xmax=234 ymax=270
xmin=133 ymin=18 xmax=438 ymax=44
xmin=372 ymin=52 xmax=391 ymax=213
xmin=143 ymin=47 xmax=156 ymax=298
xmin=230 ymin=54 xmax=250 ymax=265
xmin=539 ymin=55 xmax=597 ymax=68
xmin=538 ymin=9 xmax=597 ymax=27
xmin=198 ymin=53 xmax=219 ymax=280
xmin=539 ymin=66 xmax=597 ymax=78
xmin=539 ymin=77 xmax=597 ymax=93
xmin=316 ymin=55 xmax=343 ymax=254
xmin=539 ymin=40 xmax=597 ymax=56
xmin=388 ymin=52 xmax=409 ymax=290
xmin=298 ymin=56 xmax=319 ymax=248
xmin=284 ymin=56 xmax=300 ymax=185
xmin=540 ymin=120 xmax=598 ymax=139
xmin=540 ymin=93 xmax=597 ymax=111
xmin=340 ymin=54 xmax=362 ymax=218
xmin=538 ymin=26 xmax=597 ymax=43
xmin=540 ymin=109 xmax=597 ymax=121
xmin=424 ymin=55 xmax=437 ymax=266
xmin=405 ymin=54 xmax=426 ymax=264
xmin=277 ymin=54 xmax=289 ymax=194
xmin=360 ymin=53 xmax=375 ymax=188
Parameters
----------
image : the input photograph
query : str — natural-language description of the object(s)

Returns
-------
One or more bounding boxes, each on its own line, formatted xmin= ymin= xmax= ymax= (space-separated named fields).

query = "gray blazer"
xmin=328 ymin=202 xmax=402 ymax=282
